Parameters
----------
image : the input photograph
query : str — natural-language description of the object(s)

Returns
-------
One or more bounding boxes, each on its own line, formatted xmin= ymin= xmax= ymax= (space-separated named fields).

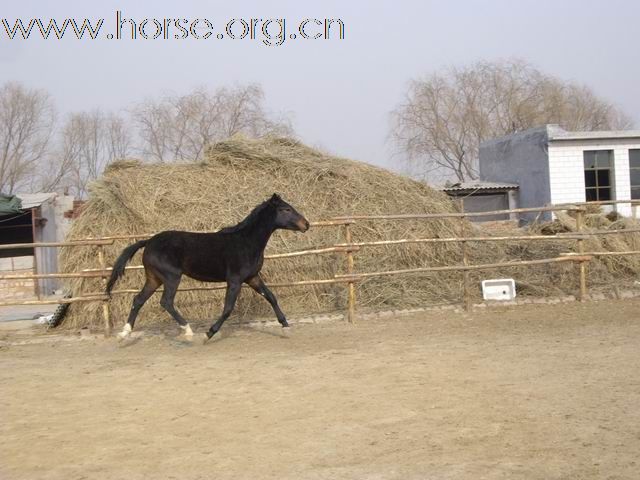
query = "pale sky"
xmin=1 ymin=0 xmax=638 ymax=174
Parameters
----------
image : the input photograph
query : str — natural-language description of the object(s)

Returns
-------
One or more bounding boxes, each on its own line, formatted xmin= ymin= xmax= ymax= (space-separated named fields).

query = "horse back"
xmin=144 ymin=230 xmax=229 ymax=282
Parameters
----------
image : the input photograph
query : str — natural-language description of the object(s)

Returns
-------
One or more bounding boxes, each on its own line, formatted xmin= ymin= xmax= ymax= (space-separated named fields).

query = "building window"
xmin=584 ymin=150 xmax=613 ymax=201
xmin=630 ymin=149 xmax=640 ymax=200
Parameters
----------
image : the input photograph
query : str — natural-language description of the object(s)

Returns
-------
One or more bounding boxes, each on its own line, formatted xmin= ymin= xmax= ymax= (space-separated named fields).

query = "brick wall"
xmin=547 ymin=144 xmax=587 ymax=205
xmin=0 ymin=256 xmax=36 ymax=300
xmin=548 ymin=140 xmax=638 ymax=217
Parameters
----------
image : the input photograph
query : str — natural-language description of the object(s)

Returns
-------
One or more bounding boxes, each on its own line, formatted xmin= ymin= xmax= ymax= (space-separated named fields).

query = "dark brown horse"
xmin=106 ymin=194 xmax=310 ymax=340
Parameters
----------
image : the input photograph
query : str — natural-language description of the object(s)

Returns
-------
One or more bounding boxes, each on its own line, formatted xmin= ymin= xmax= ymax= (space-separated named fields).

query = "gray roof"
xmin=480 ymin=125 xmax=640 ymax=149
xmin=547 ymin=124 xmax=640 ymax=141
xmin=479 ymin=125 xmax=548 ymax=149
xmin=442 ymin=182 xmax=519 ymax=192
xmin=16 ymin=193 xmax=57 ymax=209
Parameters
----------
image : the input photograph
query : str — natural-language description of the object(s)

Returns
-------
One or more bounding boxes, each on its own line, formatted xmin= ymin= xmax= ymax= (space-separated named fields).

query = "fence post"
xmin=575 ymin=208 xmax=587 ymax=301
xmin=97 ymin=245 xmax=112 ymax=335
xmin=458 ymin=200 xmax=472 ymax=310
xmin=344 ymin=223 xmax=356 ymax=323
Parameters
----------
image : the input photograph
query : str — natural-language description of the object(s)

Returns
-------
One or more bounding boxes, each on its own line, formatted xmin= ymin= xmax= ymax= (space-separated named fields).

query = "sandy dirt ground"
xmin=1 ymin=299 xmax=639 ymax=480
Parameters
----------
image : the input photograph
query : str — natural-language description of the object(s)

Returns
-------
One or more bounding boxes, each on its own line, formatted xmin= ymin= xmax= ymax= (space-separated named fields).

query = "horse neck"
xmin=240 ymin=209 xmax=277 ymax=252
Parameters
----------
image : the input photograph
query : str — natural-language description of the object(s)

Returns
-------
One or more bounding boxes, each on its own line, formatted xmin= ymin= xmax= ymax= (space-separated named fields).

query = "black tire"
xmin=48 ymin=293 xmax=71 ymax=328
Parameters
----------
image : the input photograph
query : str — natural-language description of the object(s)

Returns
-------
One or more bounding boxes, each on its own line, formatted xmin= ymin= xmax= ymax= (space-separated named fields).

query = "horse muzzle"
xmin=296 ymin=219 xmax=310 ymax=232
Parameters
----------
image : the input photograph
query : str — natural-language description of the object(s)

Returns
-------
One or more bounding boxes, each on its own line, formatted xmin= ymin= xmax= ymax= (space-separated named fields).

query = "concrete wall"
xmin=53 ymin=195 xmax=75 ymax=241
xmin=34 ymin=194 xmax=75 ymax=295
xmin=479 ymin=126 xmax=551 ymax=221
xmin=455 ymin=193 xmax=509 ymax=221
xmin=548 ymin=139 xmax=640 ymax=217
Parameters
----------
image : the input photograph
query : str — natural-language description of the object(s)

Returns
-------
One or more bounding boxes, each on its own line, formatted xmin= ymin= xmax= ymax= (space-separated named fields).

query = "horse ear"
xmin=270 ymin=193 xmax=281 ymax=203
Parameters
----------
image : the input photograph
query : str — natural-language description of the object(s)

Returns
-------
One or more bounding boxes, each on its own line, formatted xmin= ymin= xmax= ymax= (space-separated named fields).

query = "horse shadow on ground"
xmin=116 ymin=323 xmax=290 ymax=348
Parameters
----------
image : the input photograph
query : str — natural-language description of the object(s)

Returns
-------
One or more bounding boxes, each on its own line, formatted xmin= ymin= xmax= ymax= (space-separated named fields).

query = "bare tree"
xmin=0 ymin=82 xmax=56 ymax=194
xmin=105 ymin=113 xmax=132 ymax=161
xmin=53 ymin=110 xmax=132 ymax=197
xmin=1 ymin=81 xmax=289 ymax=195
xmin=392 ymin=60 xmax=633 ymax=182
xmin=133 ymin=84 xmax=292 ymax=162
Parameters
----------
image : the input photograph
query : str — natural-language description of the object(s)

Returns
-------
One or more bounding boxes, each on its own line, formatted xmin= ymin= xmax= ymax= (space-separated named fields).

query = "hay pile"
xmin=525 ymin=210 xmax=640 ymax=283
xmin=60 ymin=136 xmax=466 ymax=329
xmin=463 ymin=208 xmax=640 ymax=298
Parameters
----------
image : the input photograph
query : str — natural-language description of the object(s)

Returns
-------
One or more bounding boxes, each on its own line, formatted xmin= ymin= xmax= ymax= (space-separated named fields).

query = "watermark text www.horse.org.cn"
xmin=0 ymin=11 xmax=345 ymax=46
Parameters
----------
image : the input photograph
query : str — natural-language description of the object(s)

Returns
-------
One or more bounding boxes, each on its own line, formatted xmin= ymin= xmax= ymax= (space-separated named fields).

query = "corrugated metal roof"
xmin=442 ymin=182 xmax=519 ymax=192
xmin=16 ymin=193 xmax=57 ymax=209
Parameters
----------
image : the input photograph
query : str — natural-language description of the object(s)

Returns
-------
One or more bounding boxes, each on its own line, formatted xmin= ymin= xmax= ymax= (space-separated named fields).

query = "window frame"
xmin=629 ymin=149 xmax=640 ymax=200
xmin=583 ymin=150 xmax=614 ymax=202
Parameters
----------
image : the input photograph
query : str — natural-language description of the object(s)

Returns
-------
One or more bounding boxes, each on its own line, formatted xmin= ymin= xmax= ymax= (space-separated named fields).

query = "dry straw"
xmin=59 ymin=136 xmax=640 ymax=329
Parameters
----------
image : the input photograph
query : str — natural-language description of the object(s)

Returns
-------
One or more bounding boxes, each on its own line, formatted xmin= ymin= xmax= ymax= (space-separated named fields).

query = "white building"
xmin=479 ymin=125 xmax=640 ymax=220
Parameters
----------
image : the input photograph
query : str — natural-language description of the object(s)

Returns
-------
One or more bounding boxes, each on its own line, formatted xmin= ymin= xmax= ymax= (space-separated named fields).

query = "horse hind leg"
xmin=159 ymin=274 xmax=193 ymax=338
xmin=119 ymin=274 xmax=161 ymax=339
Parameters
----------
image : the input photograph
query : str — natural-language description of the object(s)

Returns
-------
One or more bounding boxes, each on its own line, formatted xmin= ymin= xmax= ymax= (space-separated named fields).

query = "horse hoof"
xmin=281 ymin=326 xmax=292 ymax=337
xmin=202 ymin=332 xmax=215 ymax=344
xmin=181 ymin=324 xmax=195 ymax=338
xmin=117 ymin=324 xmax=132 ymax=340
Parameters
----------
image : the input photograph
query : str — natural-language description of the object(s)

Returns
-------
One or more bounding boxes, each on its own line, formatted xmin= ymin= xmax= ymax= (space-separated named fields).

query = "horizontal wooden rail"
xmin=78 ymin=220 xmax=355 ymax=242
xmin=84 ymin=277 xmax=361 ymax=297
xmin=335 ymin=255 xmax=592 ymax=281
xmin=0 ymin=295 xmax=107 ymax=307
xmin=0 ymin=277 xmax=359 ymax=307
xmin=0 ymin=239 xmax=114 ymax=250
xmin=557 ymin=227 xmax=640 ymax=237
xmin=333 ymin=228 xmax=640 ymax=249
xmin=556 ymin=200 xmax=640 ymax=207
xmin=268 ymin=245 xmax=360 ymax=259
xmin=561 ymin=250 xmax=640 ymax=257
xmin=333 ymin=205 xmax=583 ymax=222
xmin=309 ymin=219 xmax=356 ymax=227
xmin=82 ymin=234 xmax=153 ymax=241
xmin=335 ymin=234 xmax=583 ymax=249
xmin=79 ymin=245 xmax=362 ymax=274
xmin=84 ymin=265 xmax=143 ymax=273
xmin=0 ymin=271 xmax=106 ymax=281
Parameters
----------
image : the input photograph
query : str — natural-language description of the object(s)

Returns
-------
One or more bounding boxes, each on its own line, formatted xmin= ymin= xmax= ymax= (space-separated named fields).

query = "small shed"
xmin=442 ymin=182 xmax=519 ymax=221
xmin=0 ymin=193 xmax=75 ymax=299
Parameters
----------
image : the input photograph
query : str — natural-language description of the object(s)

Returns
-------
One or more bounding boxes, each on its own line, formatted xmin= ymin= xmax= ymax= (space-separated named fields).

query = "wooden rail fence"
xmin=2 ymin=200 xmax=640 ymax=334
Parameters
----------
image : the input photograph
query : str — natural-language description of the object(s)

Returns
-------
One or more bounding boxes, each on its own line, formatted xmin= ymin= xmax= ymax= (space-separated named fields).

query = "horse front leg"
xmin=246 ymin=275 xmax=289 ymax=328
xmin=205 ymin=281 xmax=241 ymax=340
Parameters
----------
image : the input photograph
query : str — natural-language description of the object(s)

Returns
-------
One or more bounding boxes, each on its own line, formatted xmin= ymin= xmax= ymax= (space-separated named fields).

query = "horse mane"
xmin=218 ymin=199 xmax=274 ymax=234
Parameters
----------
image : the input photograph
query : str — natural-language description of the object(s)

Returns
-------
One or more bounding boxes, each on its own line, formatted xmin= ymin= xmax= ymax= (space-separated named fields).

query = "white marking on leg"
xmin=181 ymin=324 xmax=194 ymax=337
xmin=117 ymin=323 xmax=132 ymax=339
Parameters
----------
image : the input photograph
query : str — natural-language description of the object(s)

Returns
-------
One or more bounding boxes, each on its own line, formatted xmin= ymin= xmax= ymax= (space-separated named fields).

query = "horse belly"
xmin=184 ymin=261 xmax=226 ymax=282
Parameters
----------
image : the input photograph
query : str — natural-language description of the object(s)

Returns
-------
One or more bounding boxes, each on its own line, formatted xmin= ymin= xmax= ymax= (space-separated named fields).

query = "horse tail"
xmin=106 ymin=240 xmax=148 ymax=295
